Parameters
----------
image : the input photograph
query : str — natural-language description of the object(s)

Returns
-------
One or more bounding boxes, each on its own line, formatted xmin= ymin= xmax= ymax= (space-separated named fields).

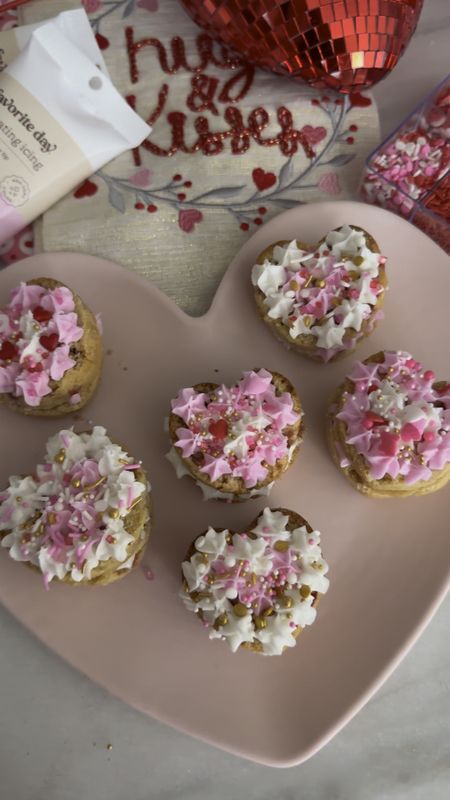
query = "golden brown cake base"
xmin=0 ymin=278 xmax=103 ymax=417
xmin=327 ymin=356 xmax=450 ymax=498
xmin=169 ymin=370 xmax=303 ymax=501
xmin=253 ymin=226 xmax=387 ymax=363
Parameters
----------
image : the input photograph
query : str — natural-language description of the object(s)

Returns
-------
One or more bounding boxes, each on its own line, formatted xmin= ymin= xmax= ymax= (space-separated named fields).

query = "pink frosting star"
xmin=54 ymin=312 xmax=83 ymax=344
xmin=200 ymin=454 xmax=231 ymax=482
xmin=239 ymin=369 xmax=273 ymax=395
xmin=49 ymin=347 xmax=75 ymax=382
xmin=171 ymin=388 xmax=208 ymax=423
xmin=174 ymin=427 xmax=204 ymax=458
xmin=15 ymin=371 xmax=52 ymax=406
xmin=9 ymin=283 xmax=44 ymax=313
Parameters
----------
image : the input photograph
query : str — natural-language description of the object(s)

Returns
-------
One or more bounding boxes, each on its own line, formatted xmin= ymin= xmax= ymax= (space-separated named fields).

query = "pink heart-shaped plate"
xmin=0 ymin=201 xmax=449 ymax=766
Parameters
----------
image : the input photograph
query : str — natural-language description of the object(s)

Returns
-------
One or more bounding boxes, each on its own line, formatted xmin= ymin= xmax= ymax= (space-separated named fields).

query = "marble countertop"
xmin=1 ymin=2 xmax=449 ymax=798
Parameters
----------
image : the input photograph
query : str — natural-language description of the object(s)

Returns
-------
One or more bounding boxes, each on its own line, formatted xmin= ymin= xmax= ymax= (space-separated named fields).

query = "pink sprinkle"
xmin=289 ymin=622 xmax=296 ymax=628
xmin=61 ymin=433 xmax=70 ymax=448
xmin=423 ymin=431 xmax=434 ymax=443
xmin=143 ymin=567 xmax=155 ymax=581
xmin=69 ymin=393 xmax=81 ymax=405
xmin=424 ymin=370 xmax=435 ymax=382
xmin=124 ymin=463 xmax=140 ymax=470
xmin=202 ymin=620 xmax=209 ymax=628
xmin=308 ymin=538 xmax=315 ymax=544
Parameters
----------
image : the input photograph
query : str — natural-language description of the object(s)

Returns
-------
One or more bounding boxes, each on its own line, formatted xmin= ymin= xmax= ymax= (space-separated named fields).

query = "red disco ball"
xmin=179 ymin=0 xmax=423 ymax=93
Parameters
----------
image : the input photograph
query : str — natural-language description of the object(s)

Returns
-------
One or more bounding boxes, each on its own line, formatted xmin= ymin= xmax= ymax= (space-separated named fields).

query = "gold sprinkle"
xmin=54 ymin=450 xmax=65 ymax=464
xmin=250 ymin=573 xmax=257 ymax=586
xmin=286 ymin=613 xmax=293 ymax=620
xmin=289 ymin=279 xmax=299 ymax=291
xmin=303 ymin=315 xmax=313 ymax=328
xmin=83 ymin=476 xmax=106 ymax=492
xmin=348 ymin=270 xmax=360 ymax=281
xmin=352 ymin=255 xmax=364 ymax=267
xmin=303 ymin=275 xmax=312 ymax=289
xmin=108 ymin=508 xmax=120 ymax=519
xmin=214 ymin=613 xmax=229 ymax=628
xmin=274 ymin=540 xmax=289 ymax=552
xmin=71 ymin=479 xmax=81 ymax=489
xmin=15 ymin=496 xmax=22 ymax=503
xmin=191 ymin=590 xmax=210 ymax=602
xmin=262 ymin=606 xmax=274 ymax=617
xmin=233 ymin=602 xmax=248 ymax=617
xmin=299 ymin=585 xmax=311 ymax=598
xmin=254 ymin=616 xmax=267 ymax=630
xmin=47 ymin=512 xmax=57 ymax=525
xmin=316 ymin=279 xmax=326 ymax=289
xmin=281 ymin=596 xmax=293 ymax=608
xmin=106 ymin=744 xmax=113 ymax=751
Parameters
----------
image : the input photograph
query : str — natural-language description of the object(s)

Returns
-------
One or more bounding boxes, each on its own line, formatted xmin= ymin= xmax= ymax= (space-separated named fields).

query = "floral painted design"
xmin=81 ymin=96 xmax=359 ymax=234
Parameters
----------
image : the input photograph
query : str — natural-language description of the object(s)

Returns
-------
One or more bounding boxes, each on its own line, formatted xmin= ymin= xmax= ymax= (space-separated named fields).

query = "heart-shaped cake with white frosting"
xmin=0 ymin=278 xmax=102 ymax=415
xmin=252 ymin=225 xmax=387 ymax=363
xmin=0 ymin=427 xmax=151 ymax=587
xmin=328 ymin=350 xmax=450 ymax=497
xmin=167 ymin=368 xmax=303 ymax=502
xmin=181 ymin=506 xmax=329 ymax=656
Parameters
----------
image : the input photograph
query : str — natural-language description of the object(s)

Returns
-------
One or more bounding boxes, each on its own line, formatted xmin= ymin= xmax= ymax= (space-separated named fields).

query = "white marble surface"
xmin=1 ymin=2 xmax=450 ymax=798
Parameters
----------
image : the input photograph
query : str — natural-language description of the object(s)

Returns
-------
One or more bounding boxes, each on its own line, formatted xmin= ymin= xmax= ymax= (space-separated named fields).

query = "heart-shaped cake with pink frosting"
xmin=328 ymin=351 xmax=450 ymax=497
xmin=252 ymin=225 xmax=387 ymax=363
xmin=167 ymin=369 xmax=303 ymax=502
xmin=0 ymin=427 xmax=151 ymax=587
xmin=181 ymin=506 xmax=329 ymax=656
xmin=0 ymin=278 xmax=102 ymax=415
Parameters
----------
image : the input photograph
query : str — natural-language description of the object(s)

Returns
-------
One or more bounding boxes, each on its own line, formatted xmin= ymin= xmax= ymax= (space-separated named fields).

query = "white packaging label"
xmin=0 ymin=20 xmax=151 ymax=244
xmin=0 ymin=9 xmax=108 ymax=74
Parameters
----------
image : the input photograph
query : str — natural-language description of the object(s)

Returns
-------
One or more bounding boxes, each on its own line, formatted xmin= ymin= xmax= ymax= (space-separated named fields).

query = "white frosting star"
xmin=250 ymin=507 xmax=291 ymax=539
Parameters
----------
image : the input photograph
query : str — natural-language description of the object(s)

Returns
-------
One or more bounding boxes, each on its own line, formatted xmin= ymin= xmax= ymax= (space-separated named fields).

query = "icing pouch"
xmin=0 ymin=19 xmax=151 ymax=245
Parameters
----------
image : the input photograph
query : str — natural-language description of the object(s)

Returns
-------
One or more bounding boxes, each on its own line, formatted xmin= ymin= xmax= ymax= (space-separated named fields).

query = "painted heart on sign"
xmin=252 ymin=169 xmax=277 ymax=192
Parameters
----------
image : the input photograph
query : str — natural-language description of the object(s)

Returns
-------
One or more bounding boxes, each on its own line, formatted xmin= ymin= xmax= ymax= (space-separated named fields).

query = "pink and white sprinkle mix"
xmin=337 ymin=351 xmax=450 ymax=484
xmin=0 ymin=282 xmax=83 ymax=406
xmin=361 ymin=82 xmax=450 ymax=219
xmin=0 ymin=427 xmax=147 ymax=586
xmin=171 ymin=369 xmax=300 ymax=488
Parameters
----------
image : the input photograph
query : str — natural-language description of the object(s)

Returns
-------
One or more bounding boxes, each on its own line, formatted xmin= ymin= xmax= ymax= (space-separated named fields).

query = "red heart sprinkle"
xmin=0 ymin=341 xmax=19 ymax=361
xmin=252 ymin=168 xmax=277 ymax=192
xmin=33 ymin=306 xmax=53 ymax=323
xmin=208 ymin=419 xmax=228 ymax=440
xmin=378 ymin=431 xmax=400 ymax=457
xmin=367 ymin=384 xmax=378 ymax=393
xmin=28 ymin=363 xmax=43 ymax=373
xmin=39 ymin=333 xmax=59 ymax=352
xmin=365 ymin=411 xmax=386 ymax=425
xmin=401 ymin=423 xmax=421 ymax=442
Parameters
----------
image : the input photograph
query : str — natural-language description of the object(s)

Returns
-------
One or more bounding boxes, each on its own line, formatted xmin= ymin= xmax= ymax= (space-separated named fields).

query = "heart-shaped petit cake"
xmin=0 ymin=278 xmax=102 ymax=415
xmin=328 ymin=351 xmax=450 ymax=498
xmin=252 ymin=225 xmax=387 ymax=363
xmin=167 ymin=369 xmax=303 ymax=502
xmin=181 ymin=507 xmax=329 ymax=656
xmin=0 ymin=427 xmax=151 ymax=587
